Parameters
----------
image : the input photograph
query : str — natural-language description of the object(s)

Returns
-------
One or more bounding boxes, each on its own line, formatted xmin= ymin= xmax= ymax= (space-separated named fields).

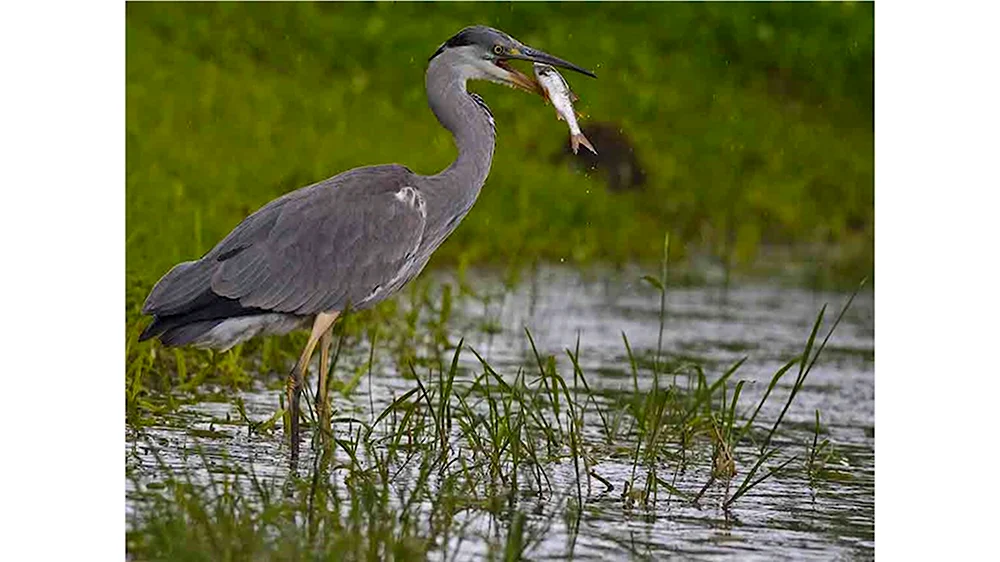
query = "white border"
xmin=1 ymin=2 xmax=123 ymax=560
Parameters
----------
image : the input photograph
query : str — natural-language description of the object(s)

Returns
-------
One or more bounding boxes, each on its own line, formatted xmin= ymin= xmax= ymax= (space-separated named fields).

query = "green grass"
xmin=126 ymin=3 xmax=873 ymax=314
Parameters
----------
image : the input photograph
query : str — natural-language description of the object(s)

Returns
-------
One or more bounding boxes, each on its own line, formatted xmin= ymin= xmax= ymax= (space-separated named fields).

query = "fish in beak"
xmin=496 ymin=44 xmax=596 ymax=96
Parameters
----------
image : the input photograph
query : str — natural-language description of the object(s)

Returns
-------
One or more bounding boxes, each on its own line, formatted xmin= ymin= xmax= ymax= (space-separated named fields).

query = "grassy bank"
xmin=127 ymin=2 xmax=873 ymax=311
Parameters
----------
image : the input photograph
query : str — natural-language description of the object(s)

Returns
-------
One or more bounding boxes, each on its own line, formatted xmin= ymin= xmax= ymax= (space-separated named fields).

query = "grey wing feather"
xmin=141 ymin=190 xmax=283 ymax=316
xmin=143 ymin=164 xmax=426 ymax=317
xmin=141 ymin=260 xmax=213 ymax=315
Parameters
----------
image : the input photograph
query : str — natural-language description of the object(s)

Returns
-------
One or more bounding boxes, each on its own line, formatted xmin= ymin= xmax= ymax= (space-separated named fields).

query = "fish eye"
xmin=493 ymin=45 xmax=504 ymax=55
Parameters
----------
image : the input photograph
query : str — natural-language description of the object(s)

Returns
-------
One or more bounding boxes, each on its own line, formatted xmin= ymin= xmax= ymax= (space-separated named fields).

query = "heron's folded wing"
xmin=210 ymin=173 xmax=426 ymax=315
xmin=140 ymin=192 xmax=282 ymax=316
xmin=141 ymin=260 xmax=213 ymax=315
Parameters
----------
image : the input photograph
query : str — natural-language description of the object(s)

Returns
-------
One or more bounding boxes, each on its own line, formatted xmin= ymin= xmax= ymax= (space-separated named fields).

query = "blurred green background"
xmin=126 ymin=2 xmax=873 ymax=313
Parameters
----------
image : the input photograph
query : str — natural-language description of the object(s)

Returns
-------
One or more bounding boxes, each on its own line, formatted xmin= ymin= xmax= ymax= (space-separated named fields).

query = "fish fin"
xmin=573 ymin=133 xmax=597 ymax=155
xmin=570 ymin=91 xmax=579 ymax=102
xmin=556 ymin=112 xmax=564 ymax=121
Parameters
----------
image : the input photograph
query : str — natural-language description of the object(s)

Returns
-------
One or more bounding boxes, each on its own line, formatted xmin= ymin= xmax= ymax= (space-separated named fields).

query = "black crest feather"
xmin=429 ymin=26 xmax=505 ymax=61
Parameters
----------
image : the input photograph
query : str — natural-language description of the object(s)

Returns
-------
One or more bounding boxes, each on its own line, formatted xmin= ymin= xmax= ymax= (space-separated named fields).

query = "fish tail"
xmin=572 ymin=133 xmax=597 ymax=155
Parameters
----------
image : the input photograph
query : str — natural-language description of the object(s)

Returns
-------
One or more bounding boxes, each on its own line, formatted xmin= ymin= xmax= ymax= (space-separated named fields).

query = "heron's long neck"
xmin=423 ymin=58 xmax=496 ymax=231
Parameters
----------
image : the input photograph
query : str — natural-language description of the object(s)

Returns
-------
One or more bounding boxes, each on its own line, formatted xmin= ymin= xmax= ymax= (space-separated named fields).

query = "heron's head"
xmin=430 ymin=26 xmax=596 ymax=95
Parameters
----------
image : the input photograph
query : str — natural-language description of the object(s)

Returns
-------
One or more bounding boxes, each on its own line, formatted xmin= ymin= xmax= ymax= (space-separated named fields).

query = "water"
xmin=126 ymin=266 xmax=874 ymax=559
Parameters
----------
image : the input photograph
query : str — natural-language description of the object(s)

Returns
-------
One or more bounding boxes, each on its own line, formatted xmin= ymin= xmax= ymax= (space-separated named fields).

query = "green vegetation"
xmin=127 ymin=3 xmax=873 ymax=313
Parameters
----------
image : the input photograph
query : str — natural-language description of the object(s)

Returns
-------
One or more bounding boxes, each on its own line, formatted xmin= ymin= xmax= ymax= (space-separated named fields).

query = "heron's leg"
xmin=287 ymin=311 xmax=339 ymax=457
xmin=316 ymin=324 xmax=337 ymax=430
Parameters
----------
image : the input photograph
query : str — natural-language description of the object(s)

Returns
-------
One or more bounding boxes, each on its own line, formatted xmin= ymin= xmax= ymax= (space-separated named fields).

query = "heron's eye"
xmin=493 ymin=45 xmax=504 ymax=56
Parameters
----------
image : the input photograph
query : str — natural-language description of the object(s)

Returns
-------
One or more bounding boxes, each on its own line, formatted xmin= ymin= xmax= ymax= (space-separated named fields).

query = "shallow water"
xmin=126 ymin=266 xmax=874 ymax=559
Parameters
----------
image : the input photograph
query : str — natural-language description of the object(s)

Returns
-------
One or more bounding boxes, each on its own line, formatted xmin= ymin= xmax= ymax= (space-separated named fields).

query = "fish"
xmin=533 ymin=63 xmax=597 ymax=155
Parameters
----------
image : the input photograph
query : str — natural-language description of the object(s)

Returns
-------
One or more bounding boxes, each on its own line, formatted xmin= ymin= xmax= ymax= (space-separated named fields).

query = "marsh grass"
xmin=127 ymin=250 xmax=865 ymax=560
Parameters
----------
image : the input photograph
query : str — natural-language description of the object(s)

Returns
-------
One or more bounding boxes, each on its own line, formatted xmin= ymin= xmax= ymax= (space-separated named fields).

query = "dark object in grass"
xmin=554 ymin=122 xmax=646 ymax=192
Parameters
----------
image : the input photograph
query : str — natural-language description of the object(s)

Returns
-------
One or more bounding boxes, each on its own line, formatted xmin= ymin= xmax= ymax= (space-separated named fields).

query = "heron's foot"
xmin=287 ymin=370 xmax=302 ymax=460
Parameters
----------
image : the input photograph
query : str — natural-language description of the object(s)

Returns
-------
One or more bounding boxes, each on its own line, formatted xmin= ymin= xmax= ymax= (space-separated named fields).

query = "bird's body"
xmin=137 ymin=25 xmax=595 ymax=456
xmin=141 ymin=52 xmax=498 ymax=351
xmin=140 ymin=164 xmax=428 ymax=349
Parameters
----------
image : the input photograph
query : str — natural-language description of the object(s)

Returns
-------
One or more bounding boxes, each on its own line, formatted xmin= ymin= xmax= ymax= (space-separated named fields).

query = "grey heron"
xmin=138 ymin=25 xmax=595 ymax=456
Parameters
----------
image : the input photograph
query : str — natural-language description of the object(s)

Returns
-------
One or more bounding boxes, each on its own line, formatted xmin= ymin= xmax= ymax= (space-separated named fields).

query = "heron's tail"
xmin=138 ymin=317 xmax=166 ymax=342
xmin=139 ymin=316 xmax=224 ymax=347
xmin=571 ymin=133 xmax=597 ymax=155
xmin=138 ymin=289 xmax=263 ymax=346
xmin=141 ymin=260 xmax=214 ymax=316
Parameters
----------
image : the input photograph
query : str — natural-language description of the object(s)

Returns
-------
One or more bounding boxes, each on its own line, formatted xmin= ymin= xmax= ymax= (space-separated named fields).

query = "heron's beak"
xmin=505 ymin=45 xmax=597 ymax=79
